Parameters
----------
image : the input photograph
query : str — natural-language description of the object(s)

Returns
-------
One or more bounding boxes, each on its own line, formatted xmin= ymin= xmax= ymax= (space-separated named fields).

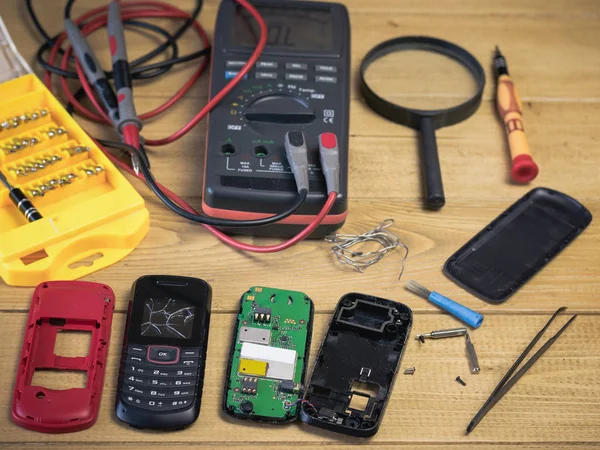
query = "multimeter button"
xmin=181 ymin=348 xmax=200 ymax=357
xmin=256 ymin=61 xmax=278 ymax=69
xmin=285 ymin=63 xmax=307 ymax=71
xmin=315 ymin=64 xmax=338 ymax=73
xmin=285 ymin=73 xmax=307 ymax=81
xmin=255 ymin=72 xmax=277 ymax=80
xmin=225 ymin=71 xmax=248 ymax=80
xmin=226 ymin=60 xmax=247 ymax=68
xmin=315 ymin=75 xmax=338 ymax=84
xmin=127 ymin=345 xmax=147 ymax=355
xmin=147 ymin=346 xmax=180 ymax=363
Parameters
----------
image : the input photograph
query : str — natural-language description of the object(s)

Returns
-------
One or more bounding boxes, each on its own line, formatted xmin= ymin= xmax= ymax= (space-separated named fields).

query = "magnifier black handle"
xmin=420 ymin=117 xmax=445 ymax=209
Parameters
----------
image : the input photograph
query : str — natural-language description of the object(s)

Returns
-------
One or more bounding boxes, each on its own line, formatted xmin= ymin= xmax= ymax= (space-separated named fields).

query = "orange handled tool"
xmin=494 ymin=47 xmax=539 ymax=183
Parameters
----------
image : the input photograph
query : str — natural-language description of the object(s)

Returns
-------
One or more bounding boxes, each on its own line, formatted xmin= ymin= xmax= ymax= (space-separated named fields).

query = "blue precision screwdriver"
xmin=406 ymin=280 xmax=484 ymax=328
xmin=64 ymin=19 xmax=120 ymax=128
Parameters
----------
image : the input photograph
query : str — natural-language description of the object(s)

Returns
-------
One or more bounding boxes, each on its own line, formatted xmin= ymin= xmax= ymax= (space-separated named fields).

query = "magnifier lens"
xmin=363 ymin=49 xmax=480 ymax=111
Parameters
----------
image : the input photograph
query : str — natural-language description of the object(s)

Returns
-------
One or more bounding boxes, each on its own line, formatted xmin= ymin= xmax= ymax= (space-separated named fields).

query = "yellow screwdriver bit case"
xmin=0 ymin=75 xmax=149 ymax=286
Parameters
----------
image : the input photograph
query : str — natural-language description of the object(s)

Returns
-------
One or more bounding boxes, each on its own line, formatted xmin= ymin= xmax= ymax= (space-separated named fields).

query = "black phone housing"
xmin=444 ymin=187 xmax=592 ymax=303
xmin=300 ymin=293 xmax=412 ymax=437
xmin=115 ymin=275 xmax=212 ymax=430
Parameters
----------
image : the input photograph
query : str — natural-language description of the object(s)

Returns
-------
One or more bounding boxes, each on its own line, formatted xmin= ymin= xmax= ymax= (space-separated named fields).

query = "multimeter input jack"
xmin=220 ymin=143 xmax=237 ymax=156
xmin=252 ymin=145 xmax=270 ymax=159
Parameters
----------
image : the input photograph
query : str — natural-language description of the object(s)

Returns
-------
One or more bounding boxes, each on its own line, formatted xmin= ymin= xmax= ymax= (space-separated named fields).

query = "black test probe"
xmin=0 ymin=171 xmax=43 ymax=222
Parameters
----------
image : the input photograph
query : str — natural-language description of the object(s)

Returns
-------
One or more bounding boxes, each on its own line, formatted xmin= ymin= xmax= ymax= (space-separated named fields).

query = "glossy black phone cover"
xmin=300 ymin=293 xmax=412 ymax=437
xmin=444 ymin=187 xmax=592 ymax=303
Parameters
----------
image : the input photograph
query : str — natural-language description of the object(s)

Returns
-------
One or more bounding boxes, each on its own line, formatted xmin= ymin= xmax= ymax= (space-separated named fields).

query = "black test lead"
xmin=0 ymin=170 xmax=43 ymax=222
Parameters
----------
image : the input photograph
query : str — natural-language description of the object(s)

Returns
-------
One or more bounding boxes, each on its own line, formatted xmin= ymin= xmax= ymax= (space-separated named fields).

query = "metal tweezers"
xmin=466 ymin=307 xmax=577 ymax=434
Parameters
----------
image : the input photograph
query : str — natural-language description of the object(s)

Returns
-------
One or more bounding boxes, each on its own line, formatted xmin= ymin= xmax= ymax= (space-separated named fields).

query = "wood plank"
xmin=3 ymin=3 xmax=600 ymax=102
xmin=5 ymin=445 xmax=598 ymax=450
xmin=0 ymin=311 xmax=598 ymax=445
xmin=0 ymin=199 xmax=598 ymax=313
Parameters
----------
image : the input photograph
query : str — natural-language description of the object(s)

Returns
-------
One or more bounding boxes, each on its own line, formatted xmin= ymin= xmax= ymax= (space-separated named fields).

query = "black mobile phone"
xmin=115 ymin=275 xmax=212 ymax=430
xmin=300 ymin=293 xmax=412 ymax=437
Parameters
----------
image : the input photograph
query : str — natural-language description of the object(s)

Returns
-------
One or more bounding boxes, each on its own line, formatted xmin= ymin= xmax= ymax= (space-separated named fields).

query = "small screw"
xmin=404 ymin=367 xmax=416 ymax=375
xmin=418 ymin=335 xmax=425 ymax=344
xmin=456 ymin=376 xmax=466 ymax=386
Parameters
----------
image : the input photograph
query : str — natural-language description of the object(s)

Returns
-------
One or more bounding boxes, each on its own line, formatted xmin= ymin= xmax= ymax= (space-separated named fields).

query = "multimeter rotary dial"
xmin=233 ymin=87 xmax=316 ymax=133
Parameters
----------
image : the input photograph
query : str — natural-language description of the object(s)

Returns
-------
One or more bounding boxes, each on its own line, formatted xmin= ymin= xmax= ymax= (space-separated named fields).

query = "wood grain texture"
xmin=0 ymin=0 xmax=600 ymax=448
xmin=0 ymin=312 xmax=599 ymax=445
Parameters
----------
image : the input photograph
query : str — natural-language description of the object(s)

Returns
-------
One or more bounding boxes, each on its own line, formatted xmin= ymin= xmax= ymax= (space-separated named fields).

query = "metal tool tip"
xmin=0 ymin=170 xmax=11 ymax=189
xmin=494 ymin=45 xmax=502 ymax=57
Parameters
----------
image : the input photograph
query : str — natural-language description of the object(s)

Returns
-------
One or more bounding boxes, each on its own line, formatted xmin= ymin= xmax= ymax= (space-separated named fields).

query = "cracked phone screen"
xmin=141 ymin=298 xmax=195 ymax=339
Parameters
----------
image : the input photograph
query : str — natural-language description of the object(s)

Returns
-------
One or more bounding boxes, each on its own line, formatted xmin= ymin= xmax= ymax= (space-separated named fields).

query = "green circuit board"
xmin=225 ymin=286 xmax=312 ymax=421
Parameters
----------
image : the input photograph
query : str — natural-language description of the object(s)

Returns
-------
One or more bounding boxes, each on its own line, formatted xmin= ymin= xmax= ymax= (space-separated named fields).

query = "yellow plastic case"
xmin=0 ymin=75 xmax=149 ymax=286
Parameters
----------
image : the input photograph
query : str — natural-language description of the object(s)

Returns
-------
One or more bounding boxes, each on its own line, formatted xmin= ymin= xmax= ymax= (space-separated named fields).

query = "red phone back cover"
xmin=11 ymin=281 xmax=115 ymax=433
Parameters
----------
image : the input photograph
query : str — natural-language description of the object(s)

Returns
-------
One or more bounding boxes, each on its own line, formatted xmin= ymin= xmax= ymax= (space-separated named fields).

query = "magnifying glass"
xmin=360 ymin=36 xmax=485 ymax=209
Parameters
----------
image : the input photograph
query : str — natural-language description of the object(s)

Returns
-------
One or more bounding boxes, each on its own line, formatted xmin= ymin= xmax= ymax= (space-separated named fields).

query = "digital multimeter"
xmin=203 ymin=0 xmax=351 ymax=237
xmin=115 ymin=276 xmax=211 ymax=430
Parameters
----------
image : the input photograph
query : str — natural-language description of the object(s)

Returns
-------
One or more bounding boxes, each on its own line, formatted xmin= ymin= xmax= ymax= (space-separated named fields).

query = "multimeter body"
xmin=115 ymin=276 xmax=211 ymax=430
xmin=203 ymin=0 xmax=351 ymax=237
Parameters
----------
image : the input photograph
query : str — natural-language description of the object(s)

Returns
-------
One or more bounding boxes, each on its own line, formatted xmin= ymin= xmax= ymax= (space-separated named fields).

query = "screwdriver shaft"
xmin=466 ymin=333 xmax=481 ymax=374
xmin=417 ymin=328 xmax=467 ymax=341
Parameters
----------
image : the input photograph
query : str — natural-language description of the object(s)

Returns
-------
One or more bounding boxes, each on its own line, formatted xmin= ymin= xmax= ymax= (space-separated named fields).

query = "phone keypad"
xmin=121 ymin=345 xmax=198 ymax=411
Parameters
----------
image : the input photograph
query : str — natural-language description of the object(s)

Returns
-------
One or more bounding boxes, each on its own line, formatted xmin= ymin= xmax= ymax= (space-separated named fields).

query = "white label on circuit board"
xmin=239 ymin=327 xmax=271 ymax=345
xmin=240 ymin=342 xmax=297 ymax=381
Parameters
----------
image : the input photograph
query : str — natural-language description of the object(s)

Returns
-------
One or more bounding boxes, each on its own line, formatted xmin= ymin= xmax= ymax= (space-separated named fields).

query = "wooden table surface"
xmin=1 ymin=0 xmax=600 ymax=448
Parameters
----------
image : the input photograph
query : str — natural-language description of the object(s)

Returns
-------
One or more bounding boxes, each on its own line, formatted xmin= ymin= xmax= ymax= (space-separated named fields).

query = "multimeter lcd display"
xmin=233 ymin=6 xmax=333 ymax=51
xmin=141 ymin=298 xmax=195 ymax=339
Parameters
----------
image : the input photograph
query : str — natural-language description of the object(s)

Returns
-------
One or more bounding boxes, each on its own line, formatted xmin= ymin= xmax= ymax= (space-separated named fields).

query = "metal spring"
xmin=325 ymin=219 xmax=409 ymax=279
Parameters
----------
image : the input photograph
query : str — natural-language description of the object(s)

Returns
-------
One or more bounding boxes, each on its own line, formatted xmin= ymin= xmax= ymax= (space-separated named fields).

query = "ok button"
xmin=147 ymin=346 xmax=180 ymax=364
